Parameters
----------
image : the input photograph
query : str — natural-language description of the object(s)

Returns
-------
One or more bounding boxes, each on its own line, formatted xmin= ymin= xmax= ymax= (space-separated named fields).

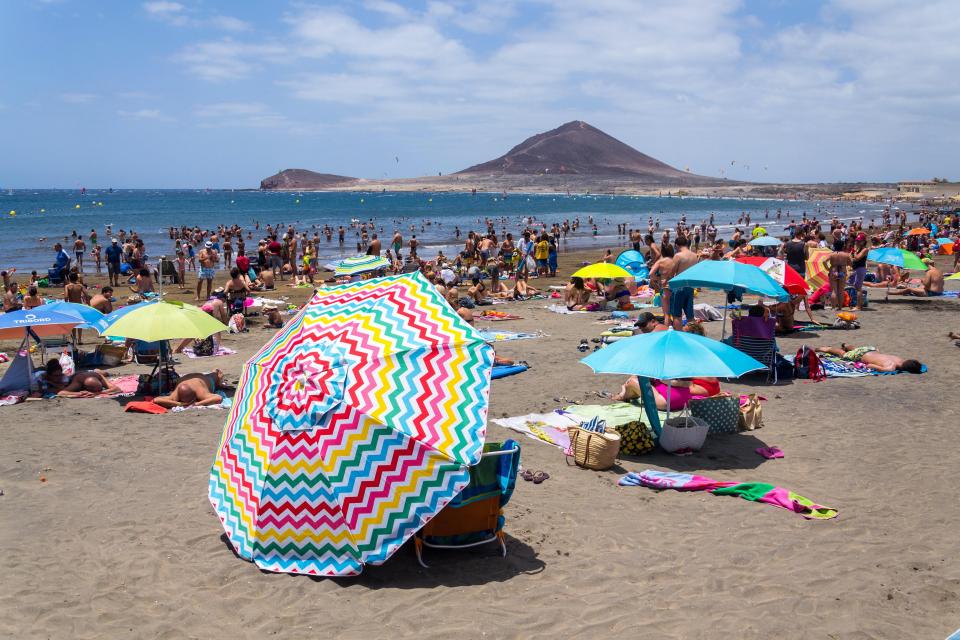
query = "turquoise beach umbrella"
xmin=749 ymin=236 xmax=782 ymax=247
xmin=581 ymin=328 xmax=765 ymax=422
xmin=867 ymin=248 xmax=928 ymax=271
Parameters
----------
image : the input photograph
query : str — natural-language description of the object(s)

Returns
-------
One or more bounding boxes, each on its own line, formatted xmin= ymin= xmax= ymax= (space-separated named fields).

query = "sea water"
xmin=0 ymin=189 xmax=880 ymax=271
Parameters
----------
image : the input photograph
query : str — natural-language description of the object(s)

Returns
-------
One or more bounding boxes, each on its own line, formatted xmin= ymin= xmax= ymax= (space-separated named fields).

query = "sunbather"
xmin=888 ymin=259 xmax=944 ymax=296
xmin=814 ymin=344 xmax=923 ymax=373
xmin=44 ymin=359 xmax=121 ymax=397
xmin=153 ymin=370 xmax=226 ymax=408
xmin=611 ymin=376 xmax=720 ymax=409
xmin=565 ymin=277 xmax=592 ymax=310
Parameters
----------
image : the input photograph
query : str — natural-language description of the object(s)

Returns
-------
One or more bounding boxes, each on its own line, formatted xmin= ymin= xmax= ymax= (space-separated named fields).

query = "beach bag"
xmin=612 ymin=421 xmax=656 ymax=455
xmin=567 ymin=426 xmax=620 ymax=470
xmin=688 ymin=394 xmax=740 ymax=434
xmin=58 ymin=350 xmax=75 ymax=377
xmin=228 ymin=313 xmax=246 ymax=333
xmin=738 ymin=394 xmax=763 ymax=431
xmin=192 ymin=336 xmax=216 ymax=357
xmin=794 ymin=346 xmax=825 ymax=381
xmin=137 ymin=370 xmax=179 ymax=395
xmin=659 ymin=415 xmax=709 ymax=454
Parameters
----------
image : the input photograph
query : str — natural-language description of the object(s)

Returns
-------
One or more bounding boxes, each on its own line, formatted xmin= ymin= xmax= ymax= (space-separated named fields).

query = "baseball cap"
xmin=111 ymin=237 xmax=119 ymax=243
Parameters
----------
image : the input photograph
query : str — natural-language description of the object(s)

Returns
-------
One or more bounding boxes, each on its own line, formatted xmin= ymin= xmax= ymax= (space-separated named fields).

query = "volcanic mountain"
xmin=260 ymin=169 xmax=358 ymax=190
xmin=456 ymin=120 xmax=709 ymax=183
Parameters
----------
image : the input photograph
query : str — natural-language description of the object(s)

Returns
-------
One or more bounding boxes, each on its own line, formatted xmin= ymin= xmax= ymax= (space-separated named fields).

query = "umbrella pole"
xmin=721 ymin=303 xmax=728 ymax=341
xmin=666 ymin=383 xmax=671 ymax=422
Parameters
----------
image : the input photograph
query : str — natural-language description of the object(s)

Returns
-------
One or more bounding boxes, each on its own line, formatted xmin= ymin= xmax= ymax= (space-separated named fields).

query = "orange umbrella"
xmin=907 ymin=227 xmax=930 ymax=236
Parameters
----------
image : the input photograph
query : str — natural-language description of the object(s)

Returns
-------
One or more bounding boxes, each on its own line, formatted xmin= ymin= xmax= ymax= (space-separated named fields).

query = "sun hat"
xmin=205 ymin=240 xmax=213 ymax=248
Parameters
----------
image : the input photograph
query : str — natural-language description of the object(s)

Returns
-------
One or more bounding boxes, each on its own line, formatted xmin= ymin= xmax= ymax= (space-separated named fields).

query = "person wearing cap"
xmin=889 ymin=258 xmax=944 ymax=297
xmin=196 ymin=240 xmax=219 ymax=301
xmin=105 ymin=238 xmax=123 ymax=287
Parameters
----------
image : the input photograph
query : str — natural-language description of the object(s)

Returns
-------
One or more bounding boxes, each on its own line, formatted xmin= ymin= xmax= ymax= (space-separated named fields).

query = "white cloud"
xmin=60 ymin=92 xmax=97 ymax=104
xmin=143 ymin=1 xmax=188 ymax=25
xmin=118 ymin=108 xmax=173 ymax=121
xmin=174 ymin=39 xmax=287 ymax=81
xmin=208 ymin=15 xmax=251 ymax=32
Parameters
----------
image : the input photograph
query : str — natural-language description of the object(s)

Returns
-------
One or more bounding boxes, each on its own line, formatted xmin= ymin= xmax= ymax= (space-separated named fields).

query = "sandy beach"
xmin=2 ymin=246 xmax=959 ymax=640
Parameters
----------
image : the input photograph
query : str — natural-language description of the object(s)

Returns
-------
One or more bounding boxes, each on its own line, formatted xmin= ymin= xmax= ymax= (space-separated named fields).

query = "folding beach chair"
xmin=729 ymin=315 xmax=779 ymax=383
xmin=133 ymin=340 xmax=169 ymax=365
xmin=415 ymin=440 xmax=520 ymax=567
xmin=39 ymin=335 xmax=76 ymax=364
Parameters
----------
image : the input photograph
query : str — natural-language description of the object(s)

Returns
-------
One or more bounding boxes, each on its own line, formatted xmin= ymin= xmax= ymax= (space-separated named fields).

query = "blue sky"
xmin=2 ymin=0 xmax=958 ymax=188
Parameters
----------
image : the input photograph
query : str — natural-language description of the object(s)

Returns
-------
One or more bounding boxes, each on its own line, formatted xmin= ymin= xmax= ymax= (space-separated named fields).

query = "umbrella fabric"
xmin=805 ymin=248 xmax=831 ymax=290
xmin=42 ymin=301 xmax=107 ymax=332
xmin=102 ymin=299 xmax=227 ymax=341
xmin=615 ymin=250 xmax=650 ymax=280
xmin=0 ymin=308 xmax=82 ymax=340
xmin=581 ymin=328 xmax=765 ymax=380
xmin=571 ymin=263 xmax=632 ymax=280
xmin=867 ymin=248 xmax=928 ymax=271
xmin=334 ymin=255 xmax=390 ymax=276
xmin=946 ymin=272 xmax=960 ymax=281
xmin=668 ymin=260 xmax=789 ymax=301
xmin=749 ymin=236 xmax=781 ymax=247
xmin=101 ymin=299 xmax=160 ymax=326
xmin=735 ymin=257 xmax=809 ymax=295
xmin=907 ymin=227 xmax=930 ymax=236
xmin=209 ymin=271 xmax=494 ymax=576
xmin=936 ymin=238 xmax=954 ymax=246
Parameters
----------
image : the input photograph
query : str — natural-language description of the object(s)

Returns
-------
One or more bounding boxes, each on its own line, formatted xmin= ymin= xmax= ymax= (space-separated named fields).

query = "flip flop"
xmin=520 ymin=469 xmax=535 ymax=482
xmin=532 ymin=471 xmax=550 ymax=484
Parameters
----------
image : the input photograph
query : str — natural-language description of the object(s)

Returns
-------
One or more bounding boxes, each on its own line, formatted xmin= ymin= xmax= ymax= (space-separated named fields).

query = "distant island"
xmin=260 ymin=121 xmax=893 ymax=198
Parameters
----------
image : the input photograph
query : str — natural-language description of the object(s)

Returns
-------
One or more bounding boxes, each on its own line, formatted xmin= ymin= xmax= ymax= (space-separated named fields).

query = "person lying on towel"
xmin=153 ymin=370 xmax=226 ymax=408
xmin=814 ymin=345 xmax=923 ymax=373
xmin=612 ymin=376 xmax=720 ymax=411
xmin=44 ymin=359 xmax=122 ymax=398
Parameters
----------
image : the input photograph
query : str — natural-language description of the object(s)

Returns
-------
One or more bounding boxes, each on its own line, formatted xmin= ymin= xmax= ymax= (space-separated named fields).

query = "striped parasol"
xmin=209 ymin=271 xmax=494 ymax=576
xmin=334 ymin=254 xmax=390 ymax=276
xmin=805 ymin=248 xmax=831 ymax=290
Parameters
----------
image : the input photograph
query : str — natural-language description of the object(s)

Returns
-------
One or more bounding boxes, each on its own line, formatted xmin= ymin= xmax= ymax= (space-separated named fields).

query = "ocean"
xmin=0 ymin=189 xmax=887 ymax=272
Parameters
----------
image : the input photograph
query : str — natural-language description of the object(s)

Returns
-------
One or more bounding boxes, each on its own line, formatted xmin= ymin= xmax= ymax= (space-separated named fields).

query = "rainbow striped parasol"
xmin=805 ymin=248 xmax=831 ymax=291
xmin=209 ymin=271 xmax=494 ymax=576
xmin=334 ymin=254 xmax=390 ymax=276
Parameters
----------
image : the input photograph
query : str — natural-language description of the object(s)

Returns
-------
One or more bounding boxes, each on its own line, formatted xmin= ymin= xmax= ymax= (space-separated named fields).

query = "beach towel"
xmin=492 ymin=412 xmax=574 ymax=451
xmin=124 ymin=400 xmax=169 ymax=414
xmin=564 ymin=403 xmax=659 ymax=454
xmin=619 ymin=469 xmax=837 ymax=520
xmin=182 ymin=345 xmax=238 ymax=358
xmin=478 ymin=310 xmax=522 ymax=321
xmin=0 ymin=391 xmax=27 ymax=406
xmin=477 ymin=330 xmax=544 ymax=343
xmin=938 ymin=290 xmax=960 ymax=298
xmin=170 ymin=392 xmax=232 ymax=411
xmin=783 ymin=353 xmax=927 ymax=377
xmin=89 ymin=374 xmax=139 ymax=398
xmin=545 ymin=304 xmax=588 ymax=314
xmin=491 ymin=363 xmax=529 ymax=379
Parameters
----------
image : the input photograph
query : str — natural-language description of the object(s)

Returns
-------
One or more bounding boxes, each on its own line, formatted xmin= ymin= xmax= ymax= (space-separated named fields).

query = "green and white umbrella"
xmin=334 ymin=255 xmax=390 ymax=276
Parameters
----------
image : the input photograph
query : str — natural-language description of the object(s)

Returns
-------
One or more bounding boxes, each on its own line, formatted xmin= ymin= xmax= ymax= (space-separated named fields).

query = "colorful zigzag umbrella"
xmin=209 ymin=271 xmax=494 ymax=576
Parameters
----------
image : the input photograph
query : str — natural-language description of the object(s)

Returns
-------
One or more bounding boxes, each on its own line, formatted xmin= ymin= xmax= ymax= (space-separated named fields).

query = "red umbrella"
xmin=735 ymin=257 xmax=809 ymax=295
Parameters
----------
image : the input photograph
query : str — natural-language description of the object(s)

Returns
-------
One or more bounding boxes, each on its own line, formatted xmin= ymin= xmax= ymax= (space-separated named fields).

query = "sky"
xmin=2 ymin=0 xmax=958 ymax=188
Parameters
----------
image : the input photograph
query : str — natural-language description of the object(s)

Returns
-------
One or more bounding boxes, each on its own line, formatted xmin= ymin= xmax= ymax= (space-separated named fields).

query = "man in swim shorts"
xmin=889 ymin=258 xmax=944 ymax=297
xmin=196 ymin=241 xmax=219 ymax=301
xmin=153 ymin=370 xmax=225 ymax=408
xmin=815 ymin=344 xmax=923 ymax=373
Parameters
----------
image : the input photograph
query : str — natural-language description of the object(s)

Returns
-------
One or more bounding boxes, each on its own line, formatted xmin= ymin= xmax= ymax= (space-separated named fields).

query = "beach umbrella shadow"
xmin=636 ymin=432 xmax=773 ymax=472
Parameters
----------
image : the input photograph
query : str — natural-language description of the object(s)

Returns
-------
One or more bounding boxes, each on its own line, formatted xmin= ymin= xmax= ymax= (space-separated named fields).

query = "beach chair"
xmin=729 ymin=315 xmax=779 ymax=383
xmin=414 ymin=440 xmax=520 ymax=567
xmin=39 ymin=335 xmax=76 ymax=364
xmin=133 ymin=340 xmax=169 ymax=365
xmin=158 ymin=259 xmax=180 ymax=285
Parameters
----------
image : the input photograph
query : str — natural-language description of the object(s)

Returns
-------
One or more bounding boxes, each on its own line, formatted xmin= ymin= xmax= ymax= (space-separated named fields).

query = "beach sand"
xmin=2 ymin=248 xmax=959 ymax=639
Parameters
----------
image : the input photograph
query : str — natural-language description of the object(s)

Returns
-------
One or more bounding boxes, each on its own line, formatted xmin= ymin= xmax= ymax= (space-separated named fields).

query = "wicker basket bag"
xmin=567 ymin=426 xmax=620 ymax=470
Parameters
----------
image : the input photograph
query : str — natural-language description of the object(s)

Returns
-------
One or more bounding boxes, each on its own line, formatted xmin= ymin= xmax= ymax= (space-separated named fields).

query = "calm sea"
xmin=0 ymin=189 xmax=885 ymax=271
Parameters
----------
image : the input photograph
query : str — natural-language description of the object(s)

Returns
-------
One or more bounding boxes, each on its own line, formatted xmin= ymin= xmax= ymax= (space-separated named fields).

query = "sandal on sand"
xmin=594 ymin=390 xmax=612 ymax=399
xmin=520 ymin=470 xmax=535 ymax=482
xmin=532 ymin=471 xmax=550 ymax=484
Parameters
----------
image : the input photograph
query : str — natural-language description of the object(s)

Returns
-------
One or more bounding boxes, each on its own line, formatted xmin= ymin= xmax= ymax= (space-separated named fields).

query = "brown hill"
xmin=456 ymin=120 xmax=712 ymax=183
xmin=260 ymin=169 xmax=357 ymax=190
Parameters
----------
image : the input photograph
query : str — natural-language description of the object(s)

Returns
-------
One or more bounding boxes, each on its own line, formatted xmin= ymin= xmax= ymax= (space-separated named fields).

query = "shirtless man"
xmin=408 ymin=235 xmax=419 ymax=258
xmin=368 ymin=233 xmax=381 ymax=257
xmin=73 ymin=237 xmax=86 ymax=273
xmin=668 ymin=236 xmax=699 ymax=329
xmin=132 ymin=268 xmax=154 ymax=297
xmin=196 ymin=241 xmax=219 ymax=301
xmin=63 ymin=272 xmax=89 ymax=343
xmin=825 ymin=247 xmax=852 ymax=310
xmin=649 ymin=244 xmax=676 ymax=324
xmin=153 ymin=370 xmax=225 ymax=408
xmin=89 ymin=286 xmax=114 ymax=314
xmin=889 ymin=259 xmax=944 ymax=296
xmin=44 ymin=360 xmax=121 ymax=397
xmin=815 ymin=344 xmax=923 ymax=373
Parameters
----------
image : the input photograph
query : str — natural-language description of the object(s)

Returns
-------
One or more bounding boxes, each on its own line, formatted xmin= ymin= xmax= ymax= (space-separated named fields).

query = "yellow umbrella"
xmin=571 ymin=263 xmax=633 ymax=279
xmin=946 ymin=272 xmax=960 ymax=281
xmin=102 ymin=299 xmax=228 ymax=341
